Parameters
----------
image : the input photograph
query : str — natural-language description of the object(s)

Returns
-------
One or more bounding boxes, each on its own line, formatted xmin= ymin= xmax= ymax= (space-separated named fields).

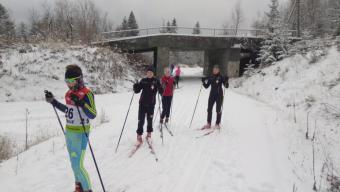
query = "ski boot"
xmin=75 ymin=182 xmax=83 ymax=192
xmin=146 ymin=132 xmax=152 ymax=139
xmin=146 ymin=132 xmax=152 ymax=144
xmin=201 ymin=123 xmax=211 ymax=130
xmin=137 ymin=135 xmax=143 ymax=145
xmin=215 ymin=124 xmax=221 ymax=130
xmin=165 ymin=118 xmax=169 ymax=124
xmin=160 ymin=118 xmax=164 ymax=124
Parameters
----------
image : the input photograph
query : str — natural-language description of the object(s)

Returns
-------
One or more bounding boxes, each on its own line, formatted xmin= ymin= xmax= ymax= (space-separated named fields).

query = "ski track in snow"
xmin=0 ymin=77 xmax=294 ymax=192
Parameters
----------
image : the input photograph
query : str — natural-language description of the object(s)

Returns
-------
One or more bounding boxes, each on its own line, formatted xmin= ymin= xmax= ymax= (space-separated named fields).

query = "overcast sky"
xmin=1 ymin=0 xmax=288 ymax=29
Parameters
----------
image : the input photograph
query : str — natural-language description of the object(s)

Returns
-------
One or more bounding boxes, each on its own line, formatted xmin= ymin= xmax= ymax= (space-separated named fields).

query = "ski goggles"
xmin=65 ymin=77 xmax=80 ymax=84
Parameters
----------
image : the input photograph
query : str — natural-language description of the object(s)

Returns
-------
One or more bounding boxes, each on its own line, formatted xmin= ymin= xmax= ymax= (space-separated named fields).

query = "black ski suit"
xmin=202 ymin=74 xmax=229 ymax=125
xmin=133 ymin=77 xmax=163 ymax=135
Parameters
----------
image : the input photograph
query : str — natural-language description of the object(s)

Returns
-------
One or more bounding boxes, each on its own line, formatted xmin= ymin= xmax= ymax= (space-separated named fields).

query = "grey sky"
xmin=1 ymin=0 xmax=288 ymax=29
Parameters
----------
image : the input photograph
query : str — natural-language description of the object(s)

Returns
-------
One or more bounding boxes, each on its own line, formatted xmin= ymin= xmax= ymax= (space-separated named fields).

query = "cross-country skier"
xmin=201 ymin=65 xmax=229 ymax=129
xmin=175 ymin=65 xmax=181 ymax=88
xmin=45 ymin=65 xmax=96 ymax=192
xmin=170 ymin=64 xmax=175 ymax=75
xmin=133 ymin=66 xmax=163 ymax=144
xmin=160 ymin=67 xmax=175 ymax=124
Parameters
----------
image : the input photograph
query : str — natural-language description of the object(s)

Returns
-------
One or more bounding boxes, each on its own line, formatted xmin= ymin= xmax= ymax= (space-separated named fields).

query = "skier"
xmin=170 ymin=64 xmax=175 ymax=75
xmin=45 ymin=65 xmax=96 ymax=192
xmin=133 ymin=66 xmax=163 ymax=144
xmin=201 ymin=65 xmax=229 ymax=129
xmin=160 ymin=67 xmax=175 ymax=124
xmin=175 ymin=65 xmax=181 ymax=88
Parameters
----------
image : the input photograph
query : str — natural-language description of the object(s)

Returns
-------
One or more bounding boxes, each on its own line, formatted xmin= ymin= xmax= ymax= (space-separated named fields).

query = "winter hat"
xmin=213 ymin=65 xmax=220 ymax=69
xmin=146 ymin=65 xmax=155 ymax=73
xmin=65 ymin=64 xmax=83 ymax=79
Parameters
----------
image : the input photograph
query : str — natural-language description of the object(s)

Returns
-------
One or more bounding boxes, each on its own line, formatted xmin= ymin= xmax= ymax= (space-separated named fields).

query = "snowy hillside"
xmin=0 ymin=43 xmax=140 ymax=102
xmin=233 ymin=46 xmax=340 ymax=191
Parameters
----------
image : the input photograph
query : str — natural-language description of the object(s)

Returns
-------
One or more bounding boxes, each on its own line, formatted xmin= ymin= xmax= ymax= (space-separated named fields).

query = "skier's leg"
xmin=65 ymin=131 xmax=92 ymax=191
xmin=137 ymin=105 xmax=146 ymax=135
xmin=216 ymin=95 xmax=223 ymax=125
xmin=78 ymin=133 xmax=91 ymax=191
xmin=146 ymin=105 xmax=155 ymax=134
xmin=207 ymin=97 xmax=215 ymax=125
xmin=165 ymin=96 xmax=172 ymax=118
xmin=160 ymin=96 xmax=166 ymax=121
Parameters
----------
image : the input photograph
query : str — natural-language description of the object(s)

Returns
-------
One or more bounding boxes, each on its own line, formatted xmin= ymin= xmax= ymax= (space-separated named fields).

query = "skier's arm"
xmin=51 ymin=99 xmax=68 ymax=113
xmin=157 ymin=79 xmax=164 ymax=95
xmin=202 ymin=77 xmax=211 ymax=88
xmin=82 ymin=92 xmax=97 ymax=119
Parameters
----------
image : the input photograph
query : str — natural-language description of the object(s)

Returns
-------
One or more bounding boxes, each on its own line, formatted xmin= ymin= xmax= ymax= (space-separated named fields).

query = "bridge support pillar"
xmin=203 ymin=48 xmax=240 ymax=77
xmin=155 ymin=47 xmax=169 ymax=77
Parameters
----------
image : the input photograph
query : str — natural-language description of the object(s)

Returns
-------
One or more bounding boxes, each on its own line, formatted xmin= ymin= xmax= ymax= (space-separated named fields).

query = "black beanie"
xmin=146 ymin=65 xmax=155 ymax=73
xmin=65 ymin=65 xmax=83 ymax=79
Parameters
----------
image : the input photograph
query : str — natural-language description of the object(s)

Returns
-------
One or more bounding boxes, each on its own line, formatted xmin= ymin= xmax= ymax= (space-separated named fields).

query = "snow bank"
xmin=0 ymin=43 xmax=139 ymax=102
xmin=233 ymin=45 xmax=340 ymax=191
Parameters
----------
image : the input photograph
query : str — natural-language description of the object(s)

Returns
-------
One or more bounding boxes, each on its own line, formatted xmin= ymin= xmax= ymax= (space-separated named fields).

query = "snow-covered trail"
xmin=0 ymin=77 xmax=294 ymax=192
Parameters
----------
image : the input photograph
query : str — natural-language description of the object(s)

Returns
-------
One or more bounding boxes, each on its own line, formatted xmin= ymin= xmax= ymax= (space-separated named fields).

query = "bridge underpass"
xmin=94 ymin=27 xmax=297 ymax=77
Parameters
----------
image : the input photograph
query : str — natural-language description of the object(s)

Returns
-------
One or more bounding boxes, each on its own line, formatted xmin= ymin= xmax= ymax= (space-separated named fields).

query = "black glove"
xmin=201 ymin=77 xmax=206 ymax=84
xmin=44 ymin=90 xmax=54 ymax=103
xmin=70 ymin=93 xmax=85 ymax=107
xmin=224 ymin=82 xmax=229 ymax=88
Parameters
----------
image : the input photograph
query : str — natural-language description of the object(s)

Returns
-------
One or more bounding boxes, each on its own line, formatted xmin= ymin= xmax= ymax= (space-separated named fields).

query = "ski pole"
xmin=76 ymin=106 xmax=106 ymax=192
xmin=189 ymin=84 xmax=203 ymax=129
xmin=45 ymin=90 xmax=65 ymax=134
xmin=115 ymin=92 xmax=135 ymax=153
xmin=153 ymin=105 xmax=159 ymax=124
xmin=53 ymin=106 xmax=65 ymax=134
xmin=157 ymin=94 xmax=164 ymax=145
xmin=169 ymin=90 xmax=174 ymax=128
xmin=219 ymin=77 xmax=228 ymax=132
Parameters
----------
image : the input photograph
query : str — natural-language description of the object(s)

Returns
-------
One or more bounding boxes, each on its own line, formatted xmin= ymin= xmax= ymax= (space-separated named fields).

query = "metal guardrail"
xmin=100 ymin=26 xmax=298 ymax=41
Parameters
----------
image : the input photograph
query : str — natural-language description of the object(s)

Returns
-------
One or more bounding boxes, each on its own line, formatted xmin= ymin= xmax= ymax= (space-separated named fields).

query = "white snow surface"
xmin=234 ymin=46 xmax=340 ymax=191
xmin=0 ymin=72 xmax=300 ymax=192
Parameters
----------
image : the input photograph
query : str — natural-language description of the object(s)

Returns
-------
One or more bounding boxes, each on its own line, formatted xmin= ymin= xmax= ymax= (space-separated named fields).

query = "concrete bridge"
xmin=94 ymin=27 xmax=297 ymax=77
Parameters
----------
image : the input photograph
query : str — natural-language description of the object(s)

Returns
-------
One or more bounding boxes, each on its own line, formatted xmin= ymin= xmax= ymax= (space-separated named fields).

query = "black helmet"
xmin=65 ymin=64 xmax=83 ymax=79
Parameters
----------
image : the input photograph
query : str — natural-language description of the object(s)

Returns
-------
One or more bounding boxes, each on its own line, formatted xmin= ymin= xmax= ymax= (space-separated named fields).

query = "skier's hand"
xmin=70 ymin=93 xmax=85 ymax=107
xmin=133 ymin=82 xmax=141 ymax=92
xmin=201 ymin=77 xmax=206 ymax=84
xmin=44 ymin=90 xmax=54 ymax=103
xmin=224 ymin=82 xmax=229 ymax=88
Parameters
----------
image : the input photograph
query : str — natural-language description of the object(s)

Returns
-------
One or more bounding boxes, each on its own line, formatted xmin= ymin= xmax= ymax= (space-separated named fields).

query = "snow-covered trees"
xmin=17 ymin=22 xmax=28 ymax=43
xmin=192 ymin=22 xmax=201 ymax=34
xmin=116 ymin=11 xmax=139 ymax=37
xmin=160 ymin=18 xmax=178 ymax=33
xmin=127 ymin=11 xmax=139 ymax=36
xmin=257 ymin=0 xmax=289 ymax=67
xmin=1 ymin=0 xmax=114 ymax=44
xmin=230 ymin=1 xmax=244 ymax=35
xmin=0 ymin=3 xmax=15 ymax=44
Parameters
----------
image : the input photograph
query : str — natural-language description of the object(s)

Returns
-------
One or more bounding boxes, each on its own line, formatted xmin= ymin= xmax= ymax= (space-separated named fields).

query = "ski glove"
xmin=70 ymin=93 xmax=85 ymax=107
xmin=133 ymin=83 xmax=141 ymax=93
xmin=44 ymin=90 xmax=54 ymax=103
xmin=201 ymin=77 xmax=207 ymax=84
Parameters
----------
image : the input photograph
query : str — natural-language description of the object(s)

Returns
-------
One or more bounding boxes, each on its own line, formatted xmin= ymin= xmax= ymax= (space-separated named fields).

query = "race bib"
xmin=65 ymin=105 xmax=90 ymax=126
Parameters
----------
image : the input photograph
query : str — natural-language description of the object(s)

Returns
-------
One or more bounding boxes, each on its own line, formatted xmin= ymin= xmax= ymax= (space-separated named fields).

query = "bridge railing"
xmin=100 ymin=26 xmax=298 ymax=41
